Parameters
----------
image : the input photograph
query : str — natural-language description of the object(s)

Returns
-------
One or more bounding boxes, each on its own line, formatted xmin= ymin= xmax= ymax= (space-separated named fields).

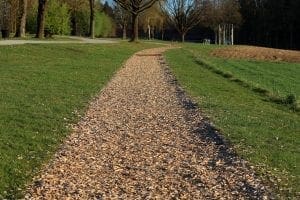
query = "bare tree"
xmin=201 ymin=0 xmax=222 ymax=44
xmin=139 ymin=3 xmax=165 ymax=40
xmin=15 ymin=0 xmax=28 ymax=37
xmin=36 ymin=0 xmax=48 ymax=38
xmin=113 ymin=0 xmax=159 ymax=41
xmin=160 ymin=0 xmax=203 ymax=42
xmin=89 ymin=0 xmax=95 ymax=38
xmin=218 ymin=0 xmax=241 ymax=44
xmin=114 ymin=3 xmax=130 ymax=40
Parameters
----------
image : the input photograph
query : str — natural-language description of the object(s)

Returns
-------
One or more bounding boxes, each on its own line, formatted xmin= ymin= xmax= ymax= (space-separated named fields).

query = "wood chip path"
xmin=26 ymin=47 xmax=269 ymax=199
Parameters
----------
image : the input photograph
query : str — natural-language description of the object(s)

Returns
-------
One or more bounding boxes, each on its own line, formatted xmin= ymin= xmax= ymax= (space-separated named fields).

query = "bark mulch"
xmin=26 ymin=47 xmax=270 ymax=199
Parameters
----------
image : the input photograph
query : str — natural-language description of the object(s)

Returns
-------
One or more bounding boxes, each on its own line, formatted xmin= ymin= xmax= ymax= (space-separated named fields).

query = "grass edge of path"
xmin=164 ymin=47 xmax=299 ymax=198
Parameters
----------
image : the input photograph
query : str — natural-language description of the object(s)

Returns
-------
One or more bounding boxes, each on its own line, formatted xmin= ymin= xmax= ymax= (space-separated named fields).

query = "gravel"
xmin=25 ymin=47 xmax=270 ymax=199
xmin=0 ymin=37 xmax=116 ymax=46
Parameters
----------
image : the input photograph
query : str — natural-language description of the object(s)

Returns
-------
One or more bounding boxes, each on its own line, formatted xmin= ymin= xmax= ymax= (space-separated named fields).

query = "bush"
xmin=95 ymin=12 xmax=115 ymax=37
xmin=45 ymin=0 xmax=71 ymax=35
xmin=26 ymin=0 xmax=71 ymax=35
xmin=285 ymin=94 xmax=296 ymax=105
xmin=25 ymin=1 xmax=116 ymax=37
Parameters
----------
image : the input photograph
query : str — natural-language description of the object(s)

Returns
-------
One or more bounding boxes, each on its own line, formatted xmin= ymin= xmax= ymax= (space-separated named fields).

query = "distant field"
xmin=0 ymin=42 xmax=160 ymax=198
xmin=165 ymin=45 xmax=299 ymax=198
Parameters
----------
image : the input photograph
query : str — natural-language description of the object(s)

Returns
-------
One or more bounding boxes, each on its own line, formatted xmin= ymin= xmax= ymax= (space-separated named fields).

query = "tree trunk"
xmin=223 ymin=24 xmax=226 ymax=44
xmin=147 ymin=18 xmax=150 ymax=40
xmin=122 ymin=24 xmax=127 ymax=40
xmin=15 ymin=0 xmax=22 ymax=37
xmin=215 ymin=30 xmax=218 ymax=44
xmin=218 ymin=24 xmax=221 ymax=45
xmin=148 ymin=25 xmax=151 ymax=40
xmin=130 ymin=13 xmax=138 ymax=42
xmin=181 ymin=33 xmax=185 ymax=42
xmin=36 ymin=0 xmax=47 ymax=38
xmin=161 ymin=22 xmax=164 ymax=40
xmin=89 ymin=0 xmax=95 ymax=38
xmin=15 ymin=0 xmax=27 ymax=38
xmin=71 ymin=13 xmax=78 ymax=36
xmin=151 ymin=26 xmax=154 ymax=40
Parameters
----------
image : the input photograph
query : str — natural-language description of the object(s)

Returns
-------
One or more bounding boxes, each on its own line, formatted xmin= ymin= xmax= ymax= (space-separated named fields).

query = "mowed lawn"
xmin=188 ymin=44 xmax=300 ymax=106
xmin=165 ymin=46 xmax=299 ymax=197
xmin=0 ymin=42 xmax=159 ymax=198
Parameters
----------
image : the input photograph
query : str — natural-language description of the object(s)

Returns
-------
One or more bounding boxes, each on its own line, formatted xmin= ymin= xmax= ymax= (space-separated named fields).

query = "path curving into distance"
xmin=26 ymin=47 xmax=269 ymax=199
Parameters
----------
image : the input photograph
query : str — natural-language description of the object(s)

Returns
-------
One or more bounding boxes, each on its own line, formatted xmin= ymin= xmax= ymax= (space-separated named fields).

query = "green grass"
xmin=0 ymin=42 xmax=160 ymax=199
xmin=165 ymin=47 xmax=300 ymax=198
xmin=186 ymin=44 xmax=300 ymax=109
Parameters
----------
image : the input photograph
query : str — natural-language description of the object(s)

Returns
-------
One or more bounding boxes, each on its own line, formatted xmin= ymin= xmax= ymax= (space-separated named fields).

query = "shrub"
xmin=95 ymin=12 xmax=115 ymax=37
xmin=26 ymin=0 xmax=71 ymax=35
xmin=45 ymin=0 xmax=71 ymax=35
xmin=285 ymin=94 xmax=296 ymax=105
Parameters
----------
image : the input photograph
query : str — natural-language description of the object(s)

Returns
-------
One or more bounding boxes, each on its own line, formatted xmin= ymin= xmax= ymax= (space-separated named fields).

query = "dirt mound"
xmin=211 ymin=45 xmax=300 ymax=63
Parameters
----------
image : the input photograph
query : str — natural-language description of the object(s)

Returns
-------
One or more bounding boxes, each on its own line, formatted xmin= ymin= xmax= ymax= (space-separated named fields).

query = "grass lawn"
xmin=0 ymin=42 xmax=160 ymax=198
xmin=186 ymin=44 xmax=300 ymax=109
xmin=164 ymin=46 xmax=299 ymax=198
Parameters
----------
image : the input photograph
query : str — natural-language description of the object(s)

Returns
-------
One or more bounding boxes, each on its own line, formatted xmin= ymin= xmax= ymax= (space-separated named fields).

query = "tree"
xmin=218 ymin=0 xmax=242 ymax=44
xmin=89 ymin=0 xmax=95 ymax=38
xmin=103 ymin=1 xmax=114 ymax=18
xmin=36 ymin=0 xmax=48 ymax=38
xmin=0 ymin=0 xmax=13 ymax=38
xmin=63 ymin=0 xmax=89 ymax=36
xmin=139 ymin=3 xmax=165 ymax=40
xmin=197 ymin=0 xmax=241 ymax=45
xmin=160 ymin=0 xmax=203 ymax=42
xmin=114 ymin=3 xmax=130 ymax=39
xmin=15 ymin=0 xmax=28 ymax=37
xmin=0 ymin=0 xmax=18 ymax=37
xmin=114 ymin=0 xmax=159 ymax=41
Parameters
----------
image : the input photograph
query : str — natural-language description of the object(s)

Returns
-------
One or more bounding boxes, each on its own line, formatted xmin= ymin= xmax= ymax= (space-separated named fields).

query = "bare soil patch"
xmin=211 ymin=45 xmax=300 ymax=63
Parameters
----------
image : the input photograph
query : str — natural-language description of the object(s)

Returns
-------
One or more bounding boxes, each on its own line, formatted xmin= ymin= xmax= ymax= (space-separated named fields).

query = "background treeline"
xmin=0 ymin=0 xmax=115 ymax=38
xmin=0 ymin=0 xmax=299 ymax=49
xmin=238 ymin=0 xmax=300 ymax=49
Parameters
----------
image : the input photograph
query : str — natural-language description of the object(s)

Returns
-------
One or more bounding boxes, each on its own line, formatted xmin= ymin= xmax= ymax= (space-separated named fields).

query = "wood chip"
xmin=25 ymin=47 xmax=270 ymax=199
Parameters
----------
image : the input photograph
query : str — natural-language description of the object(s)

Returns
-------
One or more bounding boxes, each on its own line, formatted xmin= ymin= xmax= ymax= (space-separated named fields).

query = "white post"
xmin=147 ymin=18 xmax=150 ymax=40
